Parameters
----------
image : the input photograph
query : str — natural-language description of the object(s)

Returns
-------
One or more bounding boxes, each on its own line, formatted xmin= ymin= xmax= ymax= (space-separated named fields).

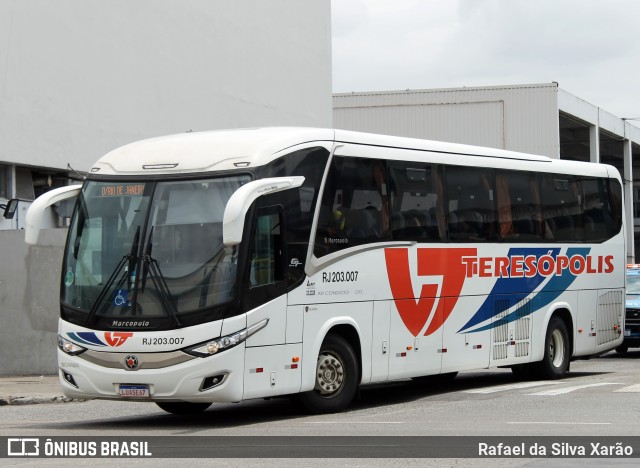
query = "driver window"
xmin=250 ymin=210 xmax=284 ymax=287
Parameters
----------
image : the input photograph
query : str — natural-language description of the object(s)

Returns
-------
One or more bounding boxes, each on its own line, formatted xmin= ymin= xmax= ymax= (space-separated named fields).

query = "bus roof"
xmin=89 ymin=127 xmax=612 ymax=178
xmin=91 ymin=127 xmax=335 ymax=176
xmin=333 ymin=128 xmax=552 ymax=163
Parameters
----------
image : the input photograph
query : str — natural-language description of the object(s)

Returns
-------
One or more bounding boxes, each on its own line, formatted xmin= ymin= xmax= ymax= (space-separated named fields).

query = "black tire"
xmin=536 ymin=316 xmax=570 ymax=379
xmin=299 ymin=334 xmax=359 ymax=414
xmin=156 ymin=402 xmax=211 ymax=415
xmin=615 ymin=345 xmax=629 ymax=354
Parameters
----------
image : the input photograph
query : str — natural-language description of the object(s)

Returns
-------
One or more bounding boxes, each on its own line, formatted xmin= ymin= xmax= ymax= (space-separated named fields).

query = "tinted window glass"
xmin=540 ymin=175 xmax=583 ymax=242
xmin=496 ymin=170 xmax=546 ymax=241
xmin=607 ymin=179 xmax=623 ymax=238
xmin=314 ymin=156 xmax=389 ymax=257
xmin=445 ymin=166 xmax=497 ymax=242
xmin=312 ymin=153 xmax=622 ymax=249
xmin=388 ymin=163 xmax=444 ymax=242
xmin=583 ymin=178 xmax=612 ymax=242
xmin=249 ymin=211 xmax=283 ymax=287
xmin=258 ymin=147 xmax=329 ymax=282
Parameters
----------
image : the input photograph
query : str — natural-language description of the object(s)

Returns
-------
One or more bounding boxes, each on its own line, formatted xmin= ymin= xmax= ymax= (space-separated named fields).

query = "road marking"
xmin=614 ymin=384 xmax=640 ymax=393
xmin=507 ymin=421 xmax=610 ymax=425
xmin=463 ymin=380 xmax=563 ymax=394
xmin=305 ymin=421 xmax=403 ymax=424
xmin=527 ymin=382 xmax=622 ymax=396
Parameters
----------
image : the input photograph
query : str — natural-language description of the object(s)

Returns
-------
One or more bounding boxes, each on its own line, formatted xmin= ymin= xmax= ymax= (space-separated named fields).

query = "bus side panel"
xmin=575 ymin=289 xmax=598 ymax=356
xmin=489 ymin=292 xmax=541 ymax=368
xmin=246 ymin=295 xmax=287 ymax=346
xmin=595 ymin=288 xmax=624 ymax=354
xmin=243 ymin=343 xmax=302 ymax=399
xmin=441 ymin=296 xmax=490 ymax=373
xmin=388 ymin=298 xmax=442 ymax=379
xmin=370 ymin=300 xmax=390 ymax=382
xmin=286 ymin=305 xmax=304 ymax=343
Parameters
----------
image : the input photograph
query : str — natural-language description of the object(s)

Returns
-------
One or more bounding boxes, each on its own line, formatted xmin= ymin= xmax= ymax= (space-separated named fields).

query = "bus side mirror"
xmin=222 ymin=176 xmax=304 ymax=246
xmin=2 ymin=199 xmax=19 ymax=219
xmin=25 ymin=185 xmax=82 ymax=245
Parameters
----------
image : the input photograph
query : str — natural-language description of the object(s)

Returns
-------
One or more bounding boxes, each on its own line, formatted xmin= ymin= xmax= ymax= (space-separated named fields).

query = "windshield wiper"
xmin=72 ymin=196 xmax=89 ymax=259
xmin=140 ymin=226 xmax=153 ymax=293
xmin=140 ymin=226 xmax=182 ymax=327
xmin=86 ymin=226 xmax=140 ymax=325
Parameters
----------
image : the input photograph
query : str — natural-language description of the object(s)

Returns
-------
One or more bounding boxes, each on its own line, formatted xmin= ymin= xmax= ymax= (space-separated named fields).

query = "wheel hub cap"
xmin=316 ymin=352 xmax=345 ymax=396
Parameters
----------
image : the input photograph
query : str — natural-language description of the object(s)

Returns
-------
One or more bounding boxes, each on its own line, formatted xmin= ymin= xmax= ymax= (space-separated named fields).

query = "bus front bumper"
xmin=57 ymin=344 xmax=245 ymax=403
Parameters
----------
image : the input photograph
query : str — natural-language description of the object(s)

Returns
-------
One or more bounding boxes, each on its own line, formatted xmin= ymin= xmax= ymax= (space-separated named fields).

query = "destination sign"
xmin=99 ymin=184 xmax=146 ymax=197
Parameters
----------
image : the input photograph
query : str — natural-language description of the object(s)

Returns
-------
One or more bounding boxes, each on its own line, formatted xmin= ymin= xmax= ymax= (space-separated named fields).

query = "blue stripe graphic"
xmin=68 ymin=332 xmax=107 ymax=347
xmin=458 ymin=248 xmax=560 ymax=333
xmin=458 ymin=247 xmax=590 ymax=333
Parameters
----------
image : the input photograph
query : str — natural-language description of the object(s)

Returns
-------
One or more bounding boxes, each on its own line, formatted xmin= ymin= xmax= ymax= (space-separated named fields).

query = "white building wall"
xmin=0 ymin=0 xmax=332 ymax=172
xmin=334 ymin=83 xmax=560 ymax=158
xmin=0 ymin=0 xmax=331 ymax=375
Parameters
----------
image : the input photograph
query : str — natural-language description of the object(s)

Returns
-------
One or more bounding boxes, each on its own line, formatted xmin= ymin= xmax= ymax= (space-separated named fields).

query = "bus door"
xmin=243 ymin=205 xmax=302 ymax=398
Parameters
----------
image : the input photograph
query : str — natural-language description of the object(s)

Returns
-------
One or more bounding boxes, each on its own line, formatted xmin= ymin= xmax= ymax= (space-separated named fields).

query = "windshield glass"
xmin=627 ymin=273 xmax=640 ymax=295
xmin=62 ymin=176 xmax=250 ymax=326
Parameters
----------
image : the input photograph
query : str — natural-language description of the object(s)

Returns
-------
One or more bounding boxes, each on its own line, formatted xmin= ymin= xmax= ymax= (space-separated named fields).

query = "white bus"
xmin=26 ymin=127 xmax=625 ymax=414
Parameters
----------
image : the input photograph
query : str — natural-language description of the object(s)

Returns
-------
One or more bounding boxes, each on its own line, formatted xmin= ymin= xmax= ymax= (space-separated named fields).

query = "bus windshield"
xmin=62 ymin=176 xmax=250 ymax=327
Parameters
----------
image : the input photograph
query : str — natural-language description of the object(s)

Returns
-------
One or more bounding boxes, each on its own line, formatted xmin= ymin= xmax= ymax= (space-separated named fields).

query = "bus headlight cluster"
xmin=184 ymin=319 xmax=268 ymax=358
xmin=58 ymin=335 xmax=87 ymax=356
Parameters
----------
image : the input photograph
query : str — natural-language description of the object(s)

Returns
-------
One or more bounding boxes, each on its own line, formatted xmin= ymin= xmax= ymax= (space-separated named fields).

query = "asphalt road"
xmin=2 ymin=350 xmax=639 ymax=466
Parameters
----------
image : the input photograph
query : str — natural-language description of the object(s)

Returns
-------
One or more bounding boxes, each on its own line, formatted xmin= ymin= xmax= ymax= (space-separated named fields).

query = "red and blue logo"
xmin=385 ymin=247 xmax=614 ymax=336
xmin=67 ymin=332 xmax=134 ymax=347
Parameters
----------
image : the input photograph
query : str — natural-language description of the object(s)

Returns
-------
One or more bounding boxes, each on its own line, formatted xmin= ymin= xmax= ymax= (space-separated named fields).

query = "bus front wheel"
xmin=299 ymin=334 xmax=359 ymax=414
xmin=537 ymin=316 xmax=570 ymax=379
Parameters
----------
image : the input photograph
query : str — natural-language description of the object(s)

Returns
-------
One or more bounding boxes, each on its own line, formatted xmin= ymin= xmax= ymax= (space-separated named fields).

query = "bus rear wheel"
xmin=299 ymin=334 xmax=359 ymax=414
xmin=156 ymin=402 xmax=211 ymax=415
xmin=537 ymin=316 xmax=570 ymax=379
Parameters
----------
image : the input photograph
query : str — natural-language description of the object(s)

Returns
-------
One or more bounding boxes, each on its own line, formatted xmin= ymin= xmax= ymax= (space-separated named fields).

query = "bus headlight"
xmin=184 ymin=319 xmax=268 ymax=357
xmin=58 ymin=335 xmax=87 ymax=356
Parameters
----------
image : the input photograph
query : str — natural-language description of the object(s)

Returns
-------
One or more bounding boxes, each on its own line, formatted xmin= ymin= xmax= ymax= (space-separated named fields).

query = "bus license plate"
xmin=119 ymin=384 xmax=150 ymax=398
xmin=624 ymin=329 xmax=631 ymax=337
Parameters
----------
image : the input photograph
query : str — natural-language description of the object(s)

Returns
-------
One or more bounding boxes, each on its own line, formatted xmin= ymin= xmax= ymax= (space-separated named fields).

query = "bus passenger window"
xmin=388 ymin=163 xmax=443 ymax=242
xmin=496 ymin=170 xmax=544 ymax=241
xmin=541 ymin=174 xmax=583 ymax=242
xmin=313 ymin=156 xmax=389 ymax=257
xmin=606 ymin=179 xmax=623 ymax=238
xmin=445 ymin=166 xmax=497 ymax=242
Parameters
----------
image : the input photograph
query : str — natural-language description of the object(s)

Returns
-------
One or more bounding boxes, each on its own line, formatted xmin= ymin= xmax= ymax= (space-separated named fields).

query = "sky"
xmin=331 ymin=0 xmax=640 ymax=125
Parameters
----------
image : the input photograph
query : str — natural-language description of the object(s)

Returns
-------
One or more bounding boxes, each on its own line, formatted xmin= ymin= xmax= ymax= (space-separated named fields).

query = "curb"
xmin=0 ymin=396 xmax=85 ymax=406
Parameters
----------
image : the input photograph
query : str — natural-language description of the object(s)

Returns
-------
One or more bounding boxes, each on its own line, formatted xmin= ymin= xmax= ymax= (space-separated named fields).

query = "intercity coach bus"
xmin=25 ymin=127 xmax=625 ymax=414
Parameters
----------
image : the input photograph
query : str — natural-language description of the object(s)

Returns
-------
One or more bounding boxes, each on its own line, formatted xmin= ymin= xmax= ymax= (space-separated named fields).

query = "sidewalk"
xmin=0 ymin=375 xmax=81 ymax=405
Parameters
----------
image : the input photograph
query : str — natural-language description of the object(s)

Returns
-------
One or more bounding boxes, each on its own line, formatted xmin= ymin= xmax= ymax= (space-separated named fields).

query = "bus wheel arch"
xmin=299 ymin=324 xmax=361 ymax=413
xmin=326 ymin=324 xmax=362 ymax=377
xmin=537 ymin=310 xmax=572 ymax=379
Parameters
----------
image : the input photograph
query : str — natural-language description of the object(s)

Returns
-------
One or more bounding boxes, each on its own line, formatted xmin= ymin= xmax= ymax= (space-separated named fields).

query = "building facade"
xmin=1 ymin=0 xmax=332 ymax=229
